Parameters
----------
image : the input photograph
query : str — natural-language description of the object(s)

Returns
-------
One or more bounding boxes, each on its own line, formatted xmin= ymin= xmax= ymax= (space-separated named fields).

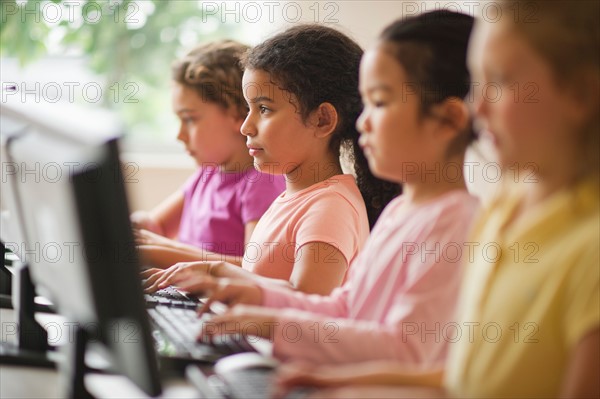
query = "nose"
xmin=356 ymin=107 xmax=371 ymax=135
xmin=176 ymin=124 xmax=187 ymax=143
xmin=240 ymin=112 xmax=257 ymax=137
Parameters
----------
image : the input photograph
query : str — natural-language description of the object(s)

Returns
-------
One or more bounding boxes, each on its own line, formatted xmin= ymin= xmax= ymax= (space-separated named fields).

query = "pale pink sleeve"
xmin=270 ymin=268 xmax=461 ymax=366
xmin=270 ymin=312 xmax=427 ymax=365
xmin=259 ymin=281 xmax=351 ymax=318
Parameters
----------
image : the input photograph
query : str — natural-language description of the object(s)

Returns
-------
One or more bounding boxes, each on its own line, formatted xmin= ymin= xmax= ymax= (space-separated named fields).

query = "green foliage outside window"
xmin=1 ymin=0 xmax=243 ymax=143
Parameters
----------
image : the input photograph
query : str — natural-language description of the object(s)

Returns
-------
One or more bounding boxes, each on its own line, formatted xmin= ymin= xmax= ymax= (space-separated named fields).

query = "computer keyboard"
xmin=148 ymin=305 xmax=256 ymax=364
xmin=144 ymin=286 xmax=200 ymax=309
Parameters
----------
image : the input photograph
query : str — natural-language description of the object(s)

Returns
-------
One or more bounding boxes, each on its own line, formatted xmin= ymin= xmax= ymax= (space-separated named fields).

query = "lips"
xmin=247 ymin=143 xmax=264 ymax=156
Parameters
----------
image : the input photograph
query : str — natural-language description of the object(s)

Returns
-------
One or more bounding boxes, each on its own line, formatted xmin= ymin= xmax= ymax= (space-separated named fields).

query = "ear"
xmin=431 ymin=98 xmax=469 ymax=140
xmin=310 ymin=102 xmax=339 ymax=139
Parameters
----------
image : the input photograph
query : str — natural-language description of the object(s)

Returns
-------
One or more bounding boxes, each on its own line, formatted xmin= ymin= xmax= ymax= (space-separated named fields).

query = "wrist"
xmin=206 ymin=261 xmax=223 ymax=277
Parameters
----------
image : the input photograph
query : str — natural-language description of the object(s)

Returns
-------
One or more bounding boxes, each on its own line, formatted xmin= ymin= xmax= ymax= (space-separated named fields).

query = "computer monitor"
xmin=0 ymin=100 xmax=162 ymax=396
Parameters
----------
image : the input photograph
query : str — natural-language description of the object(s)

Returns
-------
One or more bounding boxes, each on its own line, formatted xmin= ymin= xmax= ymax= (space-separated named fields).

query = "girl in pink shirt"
xmin=174 ymin=12 xmax=481 ymax=368
xmin=142 ymin=26 xmax=400 ymax=295
xmin=131 ymin=41 xmax=285 ymax=269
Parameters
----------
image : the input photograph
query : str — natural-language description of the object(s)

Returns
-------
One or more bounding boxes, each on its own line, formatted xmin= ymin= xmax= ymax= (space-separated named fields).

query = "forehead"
xmin=467 ymin=19 xmax=489 ymax=72
xmin=242 ymin=69 xmax=276 ymax=99
xmin=171 ymin=82 xmax=202 ymax=105
xmin=359 ymin=46 xmax=407 ymax=86
xmin=242 ymin=68 xmax=299 ymax=106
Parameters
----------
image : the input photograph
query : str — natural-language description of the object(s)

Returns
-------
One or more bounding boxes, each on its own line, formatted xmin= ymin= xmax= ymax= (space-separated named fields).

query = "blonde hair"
xmin=172 ymin=40 xmax=249 ymax=119
xmin=499 ymin=0 xmax=599 ymax=174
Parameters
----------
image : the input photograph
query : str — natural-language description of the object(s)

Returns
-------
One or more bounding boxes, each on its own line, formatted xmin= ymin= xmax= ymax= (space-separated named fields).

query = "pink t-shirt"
xmin=242 ymin=174 xmax=369 ymax=281
xmin=260 ymin=190 xmax=480 ymax=367
xmin=178 ymin=166 xmax=285 ymax=257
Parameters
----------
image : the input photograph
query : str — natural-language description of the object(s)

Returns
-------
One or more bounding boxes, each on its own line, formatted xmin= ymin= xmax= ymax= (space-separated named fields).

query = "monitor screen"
xmin=0 ymin=100 xmax=162 ymax=396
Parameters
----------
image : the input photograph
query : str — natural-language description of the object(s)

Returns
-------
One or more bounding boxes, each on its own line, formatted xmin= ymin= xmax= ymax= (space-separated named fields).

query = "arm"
xmin=244 ymin=220 xmax=258 ymax=246
xmin=131 ymin=190 xmax=184 ymax=238
xmin=559 ymin=328 xmax=600 ymax=399
xmin=275 ymin=361 xmax=444 ymax=392
xmin=138 ymin=244 xmax=243 ymax=270
xmin=137 ymin=219 xmax=259 ymax=269
xmin=209 ymin=241 xmax=347 ymax=295
xmin=302 ymin=386 xmax=446 ymax=399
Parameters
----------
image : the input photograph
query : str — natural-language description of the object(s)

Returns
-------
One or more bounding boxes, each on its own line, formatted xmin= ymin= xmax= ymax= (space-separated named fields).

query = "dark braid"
xmin=242 ymin=24 xmax=400 ymax=228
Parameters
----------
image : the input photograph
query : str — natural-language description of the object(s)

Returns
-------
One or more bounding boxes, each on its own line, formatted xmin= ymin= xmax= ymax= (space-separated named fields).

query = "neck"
xmin=402 ymin=157 xmax=468 ymax=205
xmin=520 ymin=161 xmax=586 ymax=211
xmin=284 ymin=152 xmax=343 ymax=195
xmin=517 ymin=137 xmax=588 ymax=210
xmin=220 ymin=146 xmax=255 ymax=173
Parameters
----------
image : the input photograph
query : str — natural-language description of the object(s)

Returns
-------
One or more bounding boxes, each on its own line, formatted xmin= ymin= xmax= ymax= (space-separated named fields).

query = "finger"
xmin=140 ymin=268 xmax=162 ymax=278
xmin=153 ymin=267 xmax=179 ymax=290
xmin=143 ymin=272 xmax=163 ymax=292
xmin=176 ymin=274 xmax=216 ymax=295
xmin=197 ymin=282 xmax=236 ymax=316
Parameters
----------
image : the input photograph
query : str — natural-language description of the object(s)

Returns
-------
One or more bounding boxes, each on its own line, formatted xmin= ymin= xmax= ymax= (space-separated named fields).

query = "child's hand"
xmin=133 ymin=228 xmax=175 ymax=247
xmin=140 ymin=261 xmax=212 ymax=293
xmin=176 ymin=276 xmax=263 ymax=315
xmin=198 ymin=304 xmax=276 ymax=341
xmin=273 ymin=362 xmax=352 ymax=397
xmin=130 ymin=211 xmax=160 ymax=232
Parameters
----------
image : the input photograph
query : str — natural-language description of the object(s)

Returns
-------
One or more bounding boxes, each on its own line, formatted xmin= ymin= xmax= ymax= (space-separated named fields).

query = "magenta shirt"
xmin=178 ymin=166 xmax=285 ymax=256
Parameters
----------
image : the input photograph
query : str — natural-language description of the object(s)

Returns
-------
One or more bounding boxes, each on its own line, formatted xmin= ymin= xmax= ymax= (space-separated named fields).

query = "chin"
xmin=253 ymin=160 xmax=280 ymax=175
xmin=370 ymin=163 xmax=397 ymax=182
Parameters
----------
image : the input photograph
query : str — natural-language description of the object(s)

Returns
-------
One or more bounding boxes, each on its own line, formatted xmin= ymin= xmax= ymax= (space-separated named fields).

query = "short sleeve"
xmin=293 ymin=192 xmax=361 ymax=265
xmin=181 ymin=168 xmax=202 ymax=195
xmin=563 ymin=245 xmax=600 ymax=349
xmin=240 ymin=172 xmax=285 ymax=224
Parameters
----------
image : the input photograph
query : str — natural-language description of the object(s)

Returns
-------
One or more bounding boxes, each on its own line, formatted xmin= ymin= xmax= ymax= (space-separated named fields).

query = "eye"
xmin=259 ymin=105 xmax=271 ymax=114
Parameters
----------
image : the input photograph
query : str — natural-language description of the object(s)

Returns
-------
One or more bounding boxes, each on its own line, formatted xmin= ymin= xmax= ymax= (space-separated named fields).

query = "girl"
xmin=277 ymin=1 xmax=600 ymax=398
xmin=174 ymin=11 xmax=481 ymax=368
xmin=143 ymin=26 xmax=400 ymax=295
xmin=131 ymin=41 xmax=286 ymax=269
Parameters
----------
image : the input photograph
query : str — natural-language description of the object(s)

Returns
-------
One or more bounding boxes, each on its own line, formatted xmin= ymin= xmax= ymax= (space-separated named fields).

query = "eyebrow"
xmin=248 ymin=96 xmax=274 ymax=104
xmin=175 ymin=108 xmax=197 ymax=113
xmin=365 ymin=84 xmax=392 ymax=95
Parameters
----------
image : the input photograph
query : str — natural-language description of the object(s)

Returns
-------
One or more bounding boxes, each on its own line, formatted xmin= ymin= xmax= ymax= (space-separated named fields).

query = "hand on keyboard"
xmin=133 ymin=228 xmax=176 ymax=247
xmin=198 ymin=304 xmax=279 ymax=342
xmin=174 ymin=275 xmax=263 ymax=315
xmin=141 ymin=261 xmax=214 ymax=293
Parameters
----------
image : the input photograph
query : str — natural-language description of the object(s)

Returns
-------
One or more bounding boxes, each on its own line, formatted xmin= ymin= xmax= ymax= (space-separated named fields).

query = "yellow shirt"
xmin=445 ymin=178 xmax=600 ymax=398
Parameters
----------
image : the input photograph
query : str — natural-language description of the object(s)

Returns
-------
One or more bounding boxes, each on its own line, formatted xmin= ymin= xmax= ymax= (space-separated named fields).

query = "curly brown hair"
xmin=242 ymin=24 xmax=400 ymax=228
xmin=172 ymin=40 xmax=249 ymax=119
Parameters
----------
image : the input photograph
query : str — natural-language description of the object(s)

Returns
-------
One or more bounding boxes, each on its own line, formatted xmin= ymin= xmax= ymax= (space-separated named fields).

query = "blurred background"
xmin=1 ymin=0 xmax=496 ymax=209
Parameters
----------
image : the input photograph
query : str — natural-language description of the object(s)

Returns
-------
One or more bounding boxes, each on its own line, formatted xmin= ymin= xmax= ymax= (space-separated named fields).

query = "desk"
xmin=0 ymin=308 xmax=201 ymax=398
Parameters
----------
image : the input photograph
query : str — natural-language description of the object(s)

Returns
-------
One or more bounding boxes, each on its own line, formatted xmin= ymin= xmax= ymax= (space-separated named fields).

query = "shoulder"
xmin=307 ymin=175 xmax=363 ymax=202
xmin=425 ymin=191 xmax=481 ymax=225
